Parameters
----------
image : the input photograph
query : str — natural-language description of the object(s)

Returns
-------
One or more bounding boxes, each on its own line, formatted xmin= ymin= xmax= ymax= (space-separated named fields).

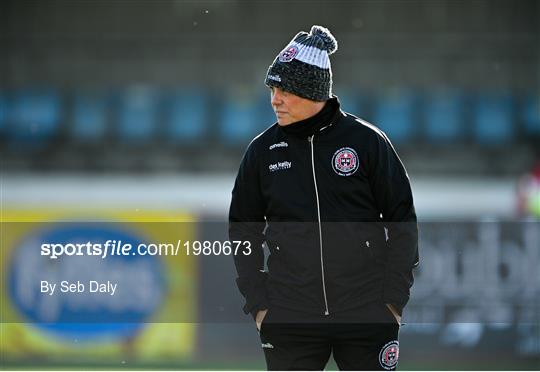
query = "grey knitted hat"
xmin=265 ymin=25 xmax=338 ymax=102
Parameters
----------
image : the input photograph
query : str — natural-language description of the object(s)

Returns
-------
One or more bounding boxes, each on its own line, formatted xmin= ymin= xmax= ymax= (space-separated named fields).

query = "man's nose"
xmin=271 ymin=90 xmax=282 ymax=106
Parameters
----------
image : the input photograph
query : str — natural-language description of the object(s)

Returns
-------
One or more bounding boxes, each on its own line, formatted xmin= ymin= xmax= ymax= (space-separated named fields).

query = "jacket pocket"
xmin=365 ymin=226 xmax=387 ymax=266
xmin=364 ymin=239 xmax=375 ymax=262
xmin=265 ymin=224 xmax=284 ymax=253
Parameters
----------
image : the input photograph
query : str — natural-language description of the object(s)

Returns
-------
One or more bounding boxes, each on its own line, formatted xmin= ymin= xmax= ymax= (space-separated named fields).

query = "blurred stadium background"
xmin=0 ymin=0 xmax=539 ymax=370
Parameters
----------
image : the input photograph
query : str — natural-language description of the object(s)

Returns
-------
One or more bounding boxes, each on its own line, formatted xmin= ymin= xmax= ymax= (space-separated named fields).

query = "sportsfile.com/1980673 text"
xmin=40 ymin=240 xmax=252 ymax=259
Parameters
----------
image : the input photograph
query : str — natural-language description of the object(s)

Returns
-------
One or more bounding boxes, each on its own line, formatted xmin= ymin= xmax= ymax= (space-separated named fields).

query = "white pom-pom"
xmin=310 ymin=25 xmax=338 ymax=55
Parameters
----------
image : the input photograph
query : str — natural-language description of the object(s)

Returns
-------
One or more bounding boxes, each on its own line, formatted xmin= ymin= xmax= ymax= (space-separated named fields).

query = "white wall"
xmin=1 ymin=173 xmax=518 ymax=219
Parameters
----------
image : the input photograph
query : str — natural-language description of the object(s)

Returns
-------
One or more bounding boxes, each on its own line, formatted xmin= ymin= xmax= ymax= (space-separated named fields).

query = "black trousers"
xmin=258 ymin=302 xmax=400 ymax=371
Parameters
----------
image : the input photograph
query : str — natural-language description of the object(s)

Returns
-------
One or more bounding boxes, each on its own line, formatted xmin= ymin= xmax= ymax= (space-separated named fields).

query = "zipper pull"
xmin=308 ymin=135 xmax=314 ymax=143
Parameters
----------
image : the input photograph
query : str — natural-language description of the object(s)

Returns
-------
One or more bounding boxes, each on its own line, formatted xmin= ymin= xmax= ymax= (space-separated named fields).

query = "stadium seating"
xmin=219 ymin=89 xmax=264 ymax=145
xmin=522 ymin=93 xmax=540 ymax=136
xmin=372 ymin=90 xmax=417 ymax=143
xmin=1 ymin=84 xmax=538 ymax=173
xmin=336 ymin=91 xmax=362 ymax=117
xmin=5 ymin=88 xmax=61 ymax=147
xmin=472 ymin=93 xmax=514 ymax=144
xmin=164 ymin=89 xmax=207 ymax=143
xmin=0 ymin=92 xmax=5 ymax=134
xmin=257 ymin=90 xmax=277 ymax=128
xmin=71 ymin=92 xmax=109 ymax=142
xmin=342 ymin=93 xmax=372 ymax=123
xmin=115 ymin=86 xmax=159 ymax=143
xmin=424 ymin=91 xmax=465 ymax=143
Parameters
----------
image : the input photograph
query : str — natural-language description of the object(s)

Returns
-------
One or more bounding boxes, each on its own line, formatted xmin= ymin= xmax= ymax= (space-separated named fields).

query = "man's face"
xmin=270 ymin=86 xmax=323 ymax=126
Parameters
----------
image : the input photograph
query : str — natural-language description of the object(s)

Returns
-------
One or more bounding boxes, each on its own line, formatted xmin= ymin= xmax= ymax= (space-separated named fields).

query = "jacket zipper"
xmin=308 ymin=135 xmax=330 ymax=316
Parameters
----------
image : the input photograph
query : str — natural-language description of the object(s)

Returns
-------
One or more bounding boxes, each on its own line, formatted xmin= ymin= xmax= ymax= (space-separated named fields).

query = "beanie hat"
xmin=265 ymin=25 xmax=338 ymax=102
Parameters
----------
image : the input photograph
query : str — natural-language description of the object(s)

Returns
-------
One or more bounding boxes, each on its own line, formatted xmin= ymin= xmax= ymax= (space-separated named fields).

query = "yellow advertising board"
xmin=0 ymin=209 xmax=197 ymax=367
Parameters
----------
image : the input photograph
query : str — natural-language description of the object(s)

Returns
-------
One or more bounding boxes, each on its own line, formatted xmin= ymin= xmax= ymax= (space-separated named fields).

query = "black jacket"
xmin=229 ymin=97 xmax=419 ymax=319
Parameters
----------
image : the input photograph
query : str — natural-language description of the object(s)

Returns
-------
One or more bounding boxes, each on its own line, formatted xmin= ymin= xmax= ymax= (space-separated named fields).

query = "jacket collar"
xmin=279 ymin=96 xmax=342 ymax=138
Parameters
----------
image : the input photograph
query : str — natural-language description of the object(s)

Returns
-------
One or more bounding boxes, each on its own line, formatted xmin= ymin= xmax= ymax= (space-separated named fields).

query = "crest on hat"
xmin=278 ymin=45 xmax=299 ymax=62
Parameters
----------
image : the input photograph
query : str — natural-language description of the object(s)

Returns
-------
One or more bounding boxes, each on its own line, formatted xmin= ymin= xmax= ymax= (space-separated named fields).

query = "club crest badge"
xmin=278 ymin=45 xmax=299 ymax=62
xmin=379 ymin=340 xmax=399 ymax=370
xmin=332 ymin=147 xmax=359 ymax=176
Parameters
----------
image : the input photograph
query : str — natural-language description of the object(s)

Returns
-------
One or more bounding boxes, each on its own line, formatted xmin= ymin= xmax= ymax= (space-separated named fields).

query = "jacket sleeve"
xmin=228 ymin=142 xmax=268 ymax=318
xmin=368 ymin=130 xmax=419 ymax=316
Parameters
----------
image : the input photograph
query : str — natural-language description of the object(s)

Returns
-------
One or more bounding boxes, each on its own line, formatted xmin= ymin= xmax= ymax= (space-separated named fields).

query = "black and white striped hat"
xmin=265 ymin=25 xmax=338 ymax=102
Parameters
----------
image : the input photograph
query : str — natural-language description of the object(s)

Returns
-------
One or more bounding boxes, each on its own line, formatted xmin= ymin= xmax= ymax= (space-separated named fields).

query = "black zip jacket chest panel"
xmin=229 ymin=98 xmax=419 ymax=318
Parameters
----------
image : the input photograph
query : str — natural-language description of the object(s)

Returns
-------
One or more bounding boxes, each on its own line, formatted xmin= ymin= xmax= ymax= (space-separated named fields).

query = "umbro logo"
xmin=261 ymin=342 xmax=274 ymax=349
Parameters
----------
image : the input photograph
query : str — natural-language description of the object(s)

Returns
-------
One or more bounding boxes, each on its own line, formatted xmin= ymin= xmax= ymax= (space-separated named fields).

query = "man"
xmin=229 ymin=25 xmax=419 ymax=370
